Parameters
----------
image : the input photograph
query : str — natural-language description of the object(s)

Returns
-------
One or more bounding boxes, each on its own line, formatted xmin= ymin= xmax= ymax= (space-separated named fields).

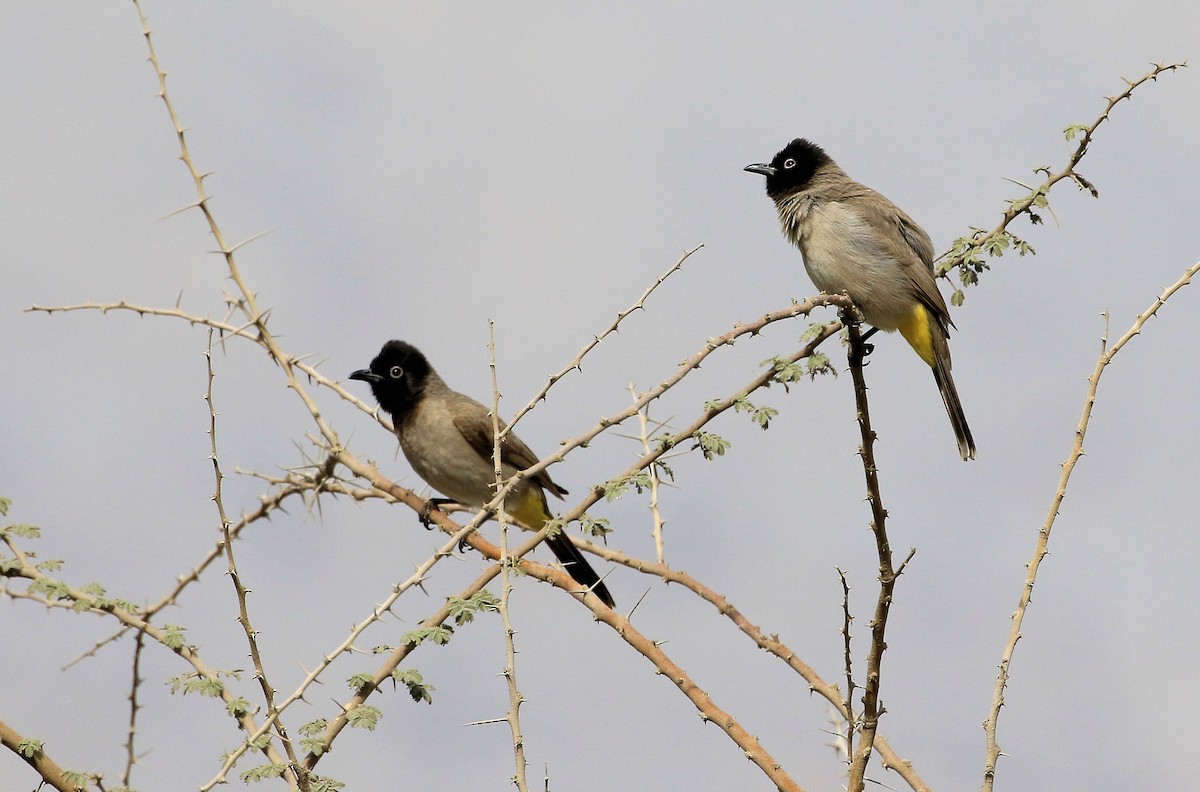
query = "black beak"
xmin=349 ymin=368 xmax=383 ymax=383
xmin=744 ymin=163 xmax=776 ymax=177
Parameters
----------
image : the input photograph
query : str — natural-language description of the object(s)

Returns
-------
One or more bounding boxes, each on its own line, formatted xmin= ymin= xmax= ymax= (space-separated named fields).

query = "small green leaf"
xmin=163 ymin=624 xmax=187 ymax=650
xmin=5 ymin=523 xmax=39 ymax=539
xmin=17 ymin=739 xmax=43 ymax=759
xmin=579 ymin=513 xmax=611 ymax=540
xmin=241 ymin=763 xmax=287 ymax=782
xmin=62 ymin=770 xmax=93 ymax=787
xmin=692 ymin=432 xmax=731 ymax=460
xmin=447 ymin=590 xmax=499 ymax=625
xmin=347 ymin=705 xmax=382 ymax=730
xmin=402 ymin=625 xmax=455 ymax=647
xmin=226 ymin=697 xmax=253 ymax=716
xmin=652 ymin=433 xmax=677 ymax=453
xmin=603 ymin=472 xmax=653 ymax=501
xmin=799 ymin=320 xmax=828 ymax=342
xmin=392 ymin=668 xmax=435 ymax=704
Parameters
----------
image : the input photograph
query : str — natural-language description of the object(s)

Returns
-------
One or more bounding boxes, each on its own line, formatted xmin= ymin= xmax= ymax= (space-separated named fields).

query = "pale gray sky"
xmin=3 ymin=2 xmax=1198 ymax=790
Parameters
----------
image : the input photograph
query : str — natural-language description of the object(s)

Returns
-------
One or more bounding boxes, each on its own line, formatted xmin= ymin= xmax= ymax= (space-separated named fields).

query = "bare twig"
xmin=489 ymin=323 xmax=531 ymax=792
xmin=291 ymin=486 xmax=810 ymax=792
xmin=555 ymin=537 xmax=929 ymax=790
xmin=122 ymin=629 xmax=147 ymax=787
xmin=836 ymin=567 xmax=857 ymax=768
xmin=322 ymin=316 xmax=852 ymax=789
xmin=981 ymin=258 xmax=1200 ymax=792
xmin=205 ymin=333 xmax=306 ymax=789
xmin=844 ymin=322 xmax=913 ymax=792
xmin=454 ymin=298 xmax=852 ymax=550
xmin=1 ymin=539 xmax=293 ymax=771
xmin=503 ymin=246 xmax=701 ymax=437
xmin=629 ymin=384 xmax=669 ymax=564
xmin=131 ymin=0 xmax=345 ymax=460
xmin=199 ymin=506 xmax=482 ymax=789
xmin=941 ymin=62 xmax=1186 ymax=289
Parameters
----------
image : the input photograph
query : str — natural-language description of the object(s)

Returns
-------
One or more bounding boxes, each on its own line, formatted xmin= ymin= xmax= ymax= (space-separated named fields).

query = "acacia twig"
xmin=199 ymin=499 xmax=487 ymax=789
xmin=629 ymin=384 xmax=670 ymax=563
xmin=121 ymin=628 xmax=147 ymax=787
xmin=844 ymin=321 xmax=915 ymax=792
xmin=981 ymin=258 xmax=1200 ymax=791
xmin=941 ymin=61 xmax=1186 ymax=290
xmin=1 ymin=537 xmax=293 ymax=772
xmin=502 ymin=246 xmax=701 ymax=438
xmin=205 ymin=334 xmax=306 ymax=789
xmin=0 ymin=717 xmax=82 ymax=792
xmin=489 ymin=323 xmax=531 ymax=792
xmin=836 ymin=567 xmax=857 ymax=768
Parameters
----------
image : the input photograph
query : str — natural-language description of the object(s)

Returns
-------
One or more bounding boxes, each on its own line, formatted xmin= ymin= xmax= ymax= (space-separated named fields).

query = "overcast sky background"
xmin=3 ymin=3 xmax=1198 ymax=790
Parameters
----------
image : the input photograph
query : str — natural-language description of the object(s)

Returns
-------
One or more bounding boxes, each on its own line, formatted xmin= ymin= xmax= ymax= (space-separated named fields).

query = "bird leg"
xmin=419 ymin=497 xmax=459 ymax=529
xmin=841 ymin=309 xmax=878 ymax=368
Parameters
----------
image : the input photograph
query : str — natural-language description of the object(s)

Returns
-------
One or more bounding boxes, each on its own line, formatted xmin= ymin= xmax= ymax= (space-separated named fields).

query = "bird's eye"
xmin=782 ymin=158 xmax=797 ymax=169
xmin=389 ymin=365 xmax=404 ymax=379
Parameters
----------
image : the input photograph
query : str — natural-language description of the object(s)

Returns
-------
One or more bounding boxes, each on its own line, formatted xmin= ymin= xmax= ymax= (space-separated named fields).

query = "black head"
xmin=349 ymin=339 xmax=433 ymax=421
xmin=744 ymin=138 xmax=833 ymax=199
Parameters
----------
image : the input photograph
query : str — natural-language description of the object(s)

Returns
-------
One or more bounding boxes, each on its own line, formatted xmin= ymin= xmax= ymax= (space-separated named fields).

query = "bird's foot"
xmin=419 ymin=498 xmax=456 ymax=529
xmin=848 ymin=328 xmax=878 ymax=369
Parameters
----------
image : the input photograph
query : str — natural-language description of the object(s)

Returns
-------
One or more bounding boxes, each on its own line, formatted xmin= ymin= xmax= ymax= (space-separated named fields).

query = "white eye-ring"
xmin=782 ymin=158 xmax=797 ymax=169
xmin=389 ymin=365 xmax=404 ymax=379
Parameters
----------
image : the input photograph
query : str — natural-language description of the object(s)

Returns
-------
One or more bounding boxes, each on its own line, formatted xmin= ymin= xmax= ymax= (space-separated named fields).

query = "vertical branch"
xmin=835 ymin=567 xmax=856 ymax=769
xmin=204 ymin=333 xmax=305 ymax=791
xmin=981 ymin=258 xmax=1200 ymax=791
xmin=488 ymin=323 xmax=530 ymax=792
xmin=844 ymin=321 xmax=914 ymax=792
xmin=629 ymin=384 xmax=667 ymax=564
xmin=121 ymin=629 xmax=147 ymax=787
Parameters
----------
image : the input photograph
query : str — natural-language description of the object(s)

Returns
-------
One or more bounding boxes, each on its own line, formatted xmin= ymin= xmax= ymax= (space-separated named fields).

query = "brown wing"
xmin=854 ymin=194 xmax=955 ymax=330
xmin=450 ymin=405 xmax=568 ymax=499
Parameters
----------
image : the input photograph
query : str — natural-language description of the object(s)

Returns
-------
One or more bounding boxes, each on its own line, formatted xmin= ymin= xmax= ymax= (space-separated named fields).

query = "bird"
xmin=745 ymin=137 xmax=975 ymax=460
xmin=350 ymin=340 xmax=615 ymax=607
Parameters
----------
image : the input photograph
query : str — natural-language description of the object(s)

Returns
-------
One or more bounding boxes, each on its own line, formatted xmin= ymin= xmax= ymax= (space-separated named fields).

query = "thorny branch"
xmin=981 ymin=258 xmax=1200 ymax=792
xmin=11 ymin=11 xmax=1183 ymax=789
xmin=488 ymin=322 xmax=531 ymax=792
xmin=940 ymin=61 xmax=1186 ymax=296
xmin=844 ymin=322 xmax=916 ymax=792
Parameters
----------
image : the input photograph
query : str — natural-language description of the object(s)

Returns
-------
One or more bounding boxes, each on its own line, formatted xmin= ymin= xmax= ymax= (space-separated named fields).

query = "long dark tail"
xmin=930 ymin=332 xmax=976 ymax=461
xmin=545 ymin=532 xmax=615 ymax=608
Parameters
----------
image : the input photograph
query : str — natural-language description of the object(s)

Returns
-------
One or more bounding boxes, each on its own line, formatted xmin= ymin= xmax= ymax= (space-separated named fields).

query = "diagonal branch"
xmin=941 ymin=61 xmax=1186 ymax=291
xmin=981 ymin=258 xmax=1200 ymax=791
xmin=502 ymin=245 xmax=700 ymax=436
xmin=0 ymin=717 xmax=82 ymax=792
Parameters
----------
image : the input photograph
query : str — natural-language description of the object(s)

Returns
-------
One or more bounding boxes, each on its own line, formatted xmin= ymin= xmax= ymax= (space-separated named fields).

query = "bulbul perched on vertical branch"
xmin=745 ymin=138 xmax=976 ymax=461
xmin=350 ymin=340 xmax=615 ymax=607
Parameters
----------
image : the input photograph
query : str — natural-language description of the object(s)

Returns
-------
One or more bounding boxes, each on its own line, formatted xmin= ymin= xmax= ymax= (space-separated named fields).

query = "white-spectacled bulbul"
xmin=745 ymin=138 xmax=976 ymax=460
xmin=350 ymin=340 xmax=615 ymax=607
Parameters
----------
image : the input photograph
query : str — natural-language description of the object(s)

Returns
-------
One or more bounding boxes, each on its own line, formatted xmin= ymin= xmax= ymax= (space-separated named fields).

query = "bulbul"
xmin=745 ymin=138 xmax=976 ymax=460
xmin=350 ymin=340 xmax=615 ymax=607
